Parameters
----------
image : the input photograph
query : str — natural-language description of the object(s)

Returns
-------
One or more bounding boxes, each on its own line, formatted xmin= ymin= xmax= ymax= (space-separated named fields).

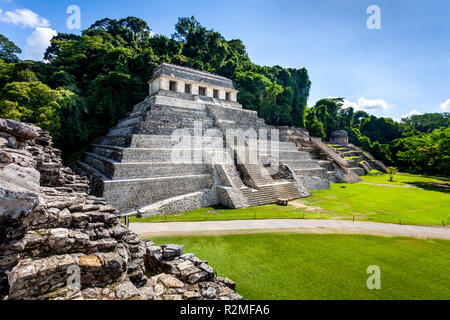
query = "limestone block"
xmin=0 ymin=164 xmax=43 ymax=220
xmin=162 ymin=244 xmax=184 ymax=259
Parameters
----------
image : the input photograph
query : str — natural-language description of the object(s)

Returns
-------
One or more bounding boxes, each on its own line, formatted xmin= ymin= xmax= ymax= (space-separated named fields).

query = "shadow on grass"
xmin=410 ymin=182 xmax=450 ymax=194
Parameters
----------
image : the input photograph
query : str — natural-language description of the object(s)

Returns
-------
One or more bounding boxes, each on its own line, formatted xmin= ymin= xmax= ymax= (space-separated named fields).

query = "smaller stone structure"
xmin=330 ymin=130 xmax=349 ymax=145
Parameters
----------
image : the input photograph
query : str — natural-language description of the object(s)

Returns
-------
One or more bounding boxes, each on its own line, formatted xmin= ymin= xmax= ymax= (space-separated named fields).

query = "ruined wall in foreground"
xmin=0 ymin=119 xmax=241 ymax=300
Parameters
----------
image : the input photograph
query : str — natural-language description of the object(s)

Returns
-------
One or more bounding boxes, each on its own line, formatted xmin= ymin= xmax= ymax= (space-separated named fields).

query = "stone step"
xmin=143 ymin=112 xmax=213 ymax=127
xmin=349 ymin=167 xmax=366 ymax=176
xmin=213 ymin=107 xmax=260 ymax=121
xmin=100 ymin=173 xmax=214 ymax=212
xmin=217 ymin=123 xmax=273 ymax=138
xmin=151 ymin=94 xmax=207 ymax=111
xmin=150 ymin=104 xmax=210 ymax=119
xmin=244 ymin=164 xmax=274 ymax=183
xmin=293 ymin=168 xmax=328 ymax=179
xmin=138 ymin=122 xmax=215 ymax=136
xmin=297 ymin=146 xmax=316 ymax=153
xmin=271 ymin=150 xmax=312 ymax=161
xmin=342 ymin=151 xmax=362 ymax=158
xmin=107 ymin=124 xmax=139 ymax=137
xmin=83 ymin=152 xmax=211 ymax=180
xmin=127 ymin=109 xmax=146 ymax=119
xmin=242 ymin=182 xmax=300 ymax=206
xmin=318 ymin=160 xmax=334 ymax=171
xmin=98 ymin=135 xmax=133 ymax=148
xmin=282 ymin=160 xmax=323 ymax=169
xmin=245 ymin=139 xmax=299 ymax=151
xmin=281 ymin=158 xmax=322 ymax=169
xmin=117 ymin=114 xmax=145 ymax=128
xmin=129 ymin=134 xmax=224 ymax=149
xmin=128 ymin=191 xmax=214 ymax=218
xmin=130 ymin=99 xmax=151 ymax=113
xmin=107 ymin=121 xmax=216 ymax=137
xmin=89 ymin=145 xmax=225 ymax=163
xmin=140 ymin=118 xmax=215 ymax=130
xmin=327 ymin=171 xmax=337 ymax=183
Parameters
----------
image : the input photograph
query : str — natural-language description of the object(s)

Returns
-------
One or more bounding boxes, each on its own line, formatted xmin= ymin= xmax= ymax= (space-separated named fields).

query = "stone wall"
xmin=0 ymin=119 xmax=242 ymax=300
xmin=149 ymin=63 xmax=239 ymax=103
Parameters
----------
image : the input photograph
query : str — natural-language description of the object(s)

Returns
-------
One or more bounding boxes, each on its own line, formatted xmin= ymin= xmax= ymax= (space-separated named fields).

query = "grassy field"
xmin=129 ymin=173 xmax=450 ymax=226
xmin=151 ymin=233 xmax=450 ymax=300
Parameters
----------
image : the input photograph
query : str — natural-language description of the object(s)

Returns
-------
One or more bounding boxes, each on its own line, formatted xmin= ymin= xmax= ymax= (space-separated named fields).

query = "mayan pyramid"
xmin=77 ymin=64 xmax=331 ymax=217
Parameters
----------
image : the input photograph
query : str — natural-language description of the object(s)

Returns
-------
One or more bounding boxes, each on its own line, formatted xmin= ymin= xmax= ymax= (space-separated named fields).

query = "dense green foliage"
xmin=0 ymin=34 xmax=22 ymax=63
xmin=0 ymin=16 xmax=448 ymax=175
xmin=152 ymin=233 xmax=450 ymax=300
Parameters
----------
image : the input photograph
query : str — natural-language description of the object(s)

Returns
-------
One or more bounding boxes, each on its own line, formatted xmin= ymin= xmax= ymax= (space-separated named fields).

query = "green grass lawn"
xmin=151 ymin=233 xmax=450 ymax=300
xmin=129 ymin=173 xmax=450 ymax=226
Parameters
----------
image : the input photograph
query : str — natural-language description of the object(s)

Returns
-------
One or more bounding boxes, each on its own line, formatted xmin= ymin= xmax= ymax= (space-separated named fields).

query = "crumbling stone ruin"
xmin=0 ymin=119 xmax=241 ymax=300
xmin=279 ymin=127 xmax=386 ymax=181
xmin=328 ymin=130 xmax=387 ymax=175
xmin=77 ymin=63 xmax=334 ymax=217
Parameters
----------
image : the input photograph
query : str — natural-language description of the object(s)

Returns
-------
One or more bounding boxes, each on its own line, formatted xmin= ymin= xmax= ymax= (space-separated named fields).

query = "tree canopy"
xmin=0 ymin=34 xmax=22 ymax=63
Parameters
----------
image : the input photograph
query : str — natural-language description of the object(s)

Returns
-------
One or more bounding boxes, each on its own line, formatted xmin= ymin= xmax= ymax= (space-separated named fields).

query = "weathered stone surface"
xmin=114 ymin=281 xmax=140 ymax=299
xmin=0 ymin=164 xmax=42 ymax=219
xmin=162 ymin=244 xmax=184 ymax=258
xmin=159 ymin=274 xmax=184 ymax=288
xmin=0 ymin=119 xmax=40 ymax=141
xmin=202 ymin=287 xmax=217 ymax=299
xmin=183 ymin=290 xmax=201 ymax=300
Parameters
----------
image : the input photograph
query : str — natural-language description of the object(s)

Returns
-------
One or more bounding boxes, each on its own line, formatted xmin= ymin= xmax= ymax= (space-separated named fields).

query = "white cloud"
xmin=402 ymin=109 xmax=422 ymax=118
xmin=24 ymin=27 xmax=57 ymax=61
xmin=440 ymin=99 xmax=450 ymax=112
xmin=393 ymin=109 xmax=423 ymax=122
xmin=342 ymin=97 xmax=392 ymax=112
xmin=0 ymin=8 xmax=50 ymax=28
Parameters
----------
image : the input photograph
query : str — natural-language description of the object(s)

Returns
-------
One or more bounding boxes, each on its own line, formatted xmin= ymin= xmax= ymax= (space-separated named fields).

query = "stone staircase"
xmin=326 ymin=143 xmax=387 ymax=176
xmin=77 ymin=97 xmax=221 ymax=215
xmin=207 ymin=105 xmax=330 ymax=192
xmin=206 ymin=104 xmax=303 ymax=205
xmin=295 ymin=139 xmax=341 ymax=182
xmin=241 ymin=182 xmax=301 ymax=206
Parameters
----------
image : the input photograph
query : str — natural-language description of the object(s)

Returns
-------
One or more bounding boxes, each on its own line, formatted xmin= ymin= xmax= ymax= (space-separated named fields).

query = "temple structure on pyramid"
xmin=77 ymin=63 xmax=344 ymax=217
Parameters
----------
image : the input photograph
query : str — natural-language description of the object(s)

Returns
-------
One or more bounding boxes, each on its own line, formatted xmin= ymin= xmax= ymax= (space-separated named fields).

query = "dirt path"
xmin=130 ymin=219 xmax=450 ymax=240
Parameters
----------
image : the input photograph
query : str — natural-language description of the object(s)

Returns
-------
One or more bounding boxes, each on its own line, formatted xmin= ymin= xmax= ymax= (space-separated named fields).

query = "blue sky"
xmin=0 ymin=0 xmax=449 ymax=120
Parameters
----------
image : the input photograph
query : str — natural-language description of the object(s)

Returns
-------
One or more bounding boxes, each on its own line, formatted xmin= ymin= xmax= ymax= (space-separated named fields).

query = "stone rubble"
xmin=0 ymin=118 xmax=242 ymax=301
